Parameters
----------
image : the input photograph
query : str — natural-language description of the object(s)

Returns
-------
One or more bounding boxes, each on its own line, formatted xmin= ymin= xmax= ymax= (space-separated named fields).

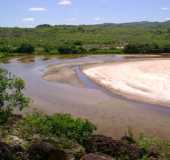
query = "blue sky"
xmin=1 ymin=0 xmax=170 ymax=27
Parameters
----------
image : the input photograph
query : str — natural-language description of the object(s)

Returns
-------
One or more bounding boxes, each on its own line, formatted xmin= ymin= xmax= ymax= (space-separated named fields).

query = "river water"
xmin=1 ymin=55 xmax=170 ymax=139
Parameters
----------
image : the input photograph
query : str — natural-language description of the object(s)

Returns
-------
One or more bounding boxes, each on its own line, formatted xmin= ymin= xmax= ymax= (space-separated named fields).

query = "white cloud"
xmin=94 ymin=17 xmax=102 ymax=21
xmin=58 ymin=0 xmax=72 ymax=6
xmin=29 ymin=7 xmax=47 ymax=11
xmin=141 ymin=17 xmax=147 ymax=19
xmin=22 ymin=17 xmax=35 ymax=22
xmin=165 ymin=17 xmax=170 ymax=20
xmin=161 ymin=7 xmax=169 ymax=10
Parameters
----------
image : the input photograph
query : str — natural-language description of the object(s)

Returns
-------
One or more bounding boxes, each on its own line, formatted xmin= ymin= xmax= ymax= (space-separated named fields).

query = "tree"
xmin=16 ymin=43 xmax=35 ymax=53
xmin=0 ymin=68 xmax=29 ymax=123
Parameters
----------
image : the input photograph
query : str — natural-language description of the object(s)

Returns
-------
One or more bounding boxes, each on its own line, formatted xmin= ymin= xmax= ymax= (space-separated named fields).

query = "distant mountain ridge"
xmin=34 ymin=21 xmax=170 ymax=28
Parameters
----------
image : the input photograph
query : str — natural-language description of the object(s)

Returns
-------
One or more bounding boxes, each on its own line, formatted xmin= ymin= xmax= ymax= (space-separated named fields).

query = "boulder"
xmin=84 ymin=135 xmax=142 ymax=160
xmin=40 ymin=137 xmax=85 ymax=159
xmin=27 ymin=141 xmax=74 ymax=160
xmin=81 ymin=153 xmax=113 ymax=160
xmin=0 ymin=141 xmax=14 ymax=160
xmin=4 ymin=135 xmax=27 ymax=147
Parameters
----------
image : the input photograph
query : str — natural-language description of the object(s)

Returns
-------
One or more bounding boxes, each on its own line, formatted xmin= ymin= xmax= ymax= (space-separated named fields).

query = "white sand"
xmin=83 ymin=59 xmax=170 ymax=105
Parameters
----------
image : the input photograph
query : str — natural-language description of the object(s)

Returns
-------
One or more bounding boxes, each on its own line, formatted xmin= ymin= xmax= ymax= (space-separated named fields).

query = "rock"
xmin=4 ymin=135 xmax=27 ymax=146
xmin=27 ymin=141 xmax=74 ymax=160
xmin=3 ymin=135 xmax=27 ymax=160
xmin=81 ymin=153 xmax=113 ymax=160
xmin=0 ymin=141 xmax=14 ymax=160
xmin=11 ymin=144 xmax=24 ymax=153
xmin=84 ymin=135 xmax=142 ymax=160
xmin=64 ymin=143 xmax=85 ymax=159
xmin=42 ymin=137 xmax=85 ymax=159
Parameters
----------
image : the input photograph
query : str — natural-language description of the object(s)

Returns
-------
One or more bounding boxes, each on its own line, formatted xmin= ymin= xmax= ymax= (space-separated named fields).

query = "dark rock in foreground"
xmin=84 ymin=135 xmax=142 ymax=160
xmin=81 ymin=153 xmax=113 ymax=160
xmin=27 ymin=141 xmax=75 ymax=160
xmin=0 ymin=142 xmax=14 ymax=160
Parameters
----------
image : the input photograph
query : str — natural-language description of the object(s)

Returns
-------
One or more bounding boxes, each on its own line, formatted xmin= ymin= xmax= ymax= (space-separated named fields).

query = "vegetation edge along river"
xmin=2 ymin=21 xmax=170 ymax=58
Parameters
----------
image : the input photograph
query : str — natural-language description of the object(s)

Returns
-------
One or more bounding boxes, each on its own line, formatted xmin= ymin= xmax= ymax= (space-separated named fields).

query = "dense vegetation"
xmin=2 ymin=21 xmax=170 ymax=55
xmin=18 ymin=112 xmax=96 ymax=144
xmin=0 ymin=68 xmax=29 ymax=124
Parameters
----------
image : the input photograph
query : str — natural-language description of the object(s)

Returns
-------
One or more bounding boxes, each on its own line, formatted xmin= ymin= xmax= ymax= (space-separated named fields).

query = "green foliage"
xmin=2 ymin=21 xmax=170 ymax=55
xmin=16 ymin=43 xmax=35 ymax=53
xmin=124 ymin=43 xmax=170 ymax=54
xmin=58 ymin=42 xmax=86 ymax=54
xmin=0 ymin=68 xmax=29 ymax=124
xmin=137 ymin=134 xmax=170 ymax=159
xmin=18 ymin=112 xmax=96 ymax=144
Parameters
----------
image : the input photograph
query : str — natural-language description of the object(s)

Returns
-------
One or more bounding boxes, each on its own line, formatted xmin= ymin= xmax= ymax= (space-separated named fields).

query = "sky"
xmin=1 ymin=0 xmax=170 ymax=27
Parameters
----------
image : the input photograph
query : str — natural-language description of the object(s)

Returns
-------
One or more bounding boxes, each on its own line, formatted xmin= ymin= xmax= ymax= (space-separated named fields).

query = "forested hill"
xmin=1 ymin=21 xmax=170 ymax=54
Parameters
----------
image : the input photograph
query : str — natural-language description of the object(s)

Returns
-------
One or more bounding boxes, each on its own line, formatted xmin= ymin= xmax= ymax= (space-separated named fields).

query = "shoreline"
xmin=2 ymin=55 xmax=170 ymax=139
xmin=82 ymin=58 xmax=170 ymax=108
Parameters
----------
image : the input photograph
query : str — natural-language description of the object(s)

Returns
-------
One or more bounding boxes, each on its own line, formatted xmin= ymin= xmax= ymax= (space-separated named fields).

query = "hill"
xmin=1 ymin=21 xmax=170 ymax=54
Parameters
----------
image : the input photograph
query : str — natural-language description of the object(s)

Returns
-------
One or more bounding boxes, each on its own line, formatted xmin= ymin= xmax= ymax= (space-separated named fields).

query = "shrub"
xmin=58 ymin=46 xmax=80 ymax=54
xmin=137 ymin=134 xmax=170 ymax=159
xmin=0 ymin=45 xmax=15 ymax=53
xmin=0 ymin=68 xmax=29 ymax=124
xmin=73 ymin=40 xmax=83 ymax=46
xmin=16 ymin=43 xmax=35 ymax=53
xmin=124 ymin=43 xmax=167 ymax=54
xmin=18 ymin=112 xmax=96 ymax=144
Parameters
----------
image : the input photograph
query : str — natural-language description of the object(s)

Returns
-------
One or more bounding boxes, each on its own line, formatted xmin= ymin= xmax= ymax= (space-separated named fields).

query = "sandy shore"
xmin=83 ymin=59 xmax=170 ymax=106
xmin=43 ymin=64 xmax=84 ymax=87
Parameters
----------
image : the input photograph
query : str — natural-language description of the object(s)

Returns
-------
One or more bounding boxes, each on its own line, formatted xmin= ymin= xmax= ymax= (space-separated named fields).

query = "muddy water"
xmin=1 ymin=55 xmax=170 ymax=139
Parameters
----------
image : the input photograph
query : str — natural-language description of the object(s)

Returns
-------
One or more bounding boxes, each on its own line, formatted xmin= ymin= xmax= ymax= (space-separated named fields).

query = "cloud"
xmin=94 ymin=17 xmax=102 ymax=21
xmin=22 ymin=17 xmax=35 ymax=22
xmin=29 ymin=7 xmax=47 ymax=11
xmin=58 ymin=0 xmax=72 ymax=6
xmin=141 ymin=17 xmax=147 ymax=19
xmin=165 ymin=17 xmax=170 ymax=20
xmin=161 ymin=7 xmax=169 ymax=10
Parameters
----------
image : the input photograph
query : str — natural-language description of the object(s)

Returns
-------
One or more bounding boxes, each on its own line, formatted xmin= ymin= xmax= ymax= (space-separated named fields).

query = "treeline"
xmin=124 ymin=43 xmax=170 ymax=54
xmin=2 ymin=21 xmax=170 ymax=55
xmin=0 ymin=41 xmax=122 ymax=55
xmin=1 ymin=42 xmax=170 ymax=55
xmin=0 ymin=43 xmax=35 ymax=54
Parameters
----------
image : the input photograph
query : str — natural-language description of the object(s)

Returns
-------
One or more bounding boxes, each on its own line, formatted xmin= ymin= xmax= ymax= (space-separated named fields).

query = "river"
xmin=1 ymin=55 xmax=170 ymax=139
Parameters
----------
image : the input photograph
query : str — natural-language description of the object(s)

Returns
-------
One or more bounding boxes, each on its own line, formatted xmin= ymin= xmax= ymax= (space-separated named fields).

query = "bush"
xmin=0 ymin=45 xmax=13 ymax=53
xmin=0 ymin=68 xmax=29 ymax=124
xmin=58 ymin=46 xmax=79 ymax=54
xmin=137 ymin=134 xmax=170 ymax=159
xmin=73 ymin=40 xmax=83 ymax=46
xmin=16 ymin=43 xmax=35 ymax=53
xmin=123 ymin=43 xmax=170 ymax=54
xmin=18 ymin=112 xmax=96 ymax=144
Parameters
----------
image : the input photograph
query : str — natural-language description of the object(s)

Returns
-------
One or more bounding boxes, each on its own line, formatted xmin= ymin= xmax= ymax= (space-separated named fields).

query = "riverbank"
xmin=83 ymin=58 xmax=170 ymax=107
xmin=1 ymin=55 xmax=170 ymax=139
